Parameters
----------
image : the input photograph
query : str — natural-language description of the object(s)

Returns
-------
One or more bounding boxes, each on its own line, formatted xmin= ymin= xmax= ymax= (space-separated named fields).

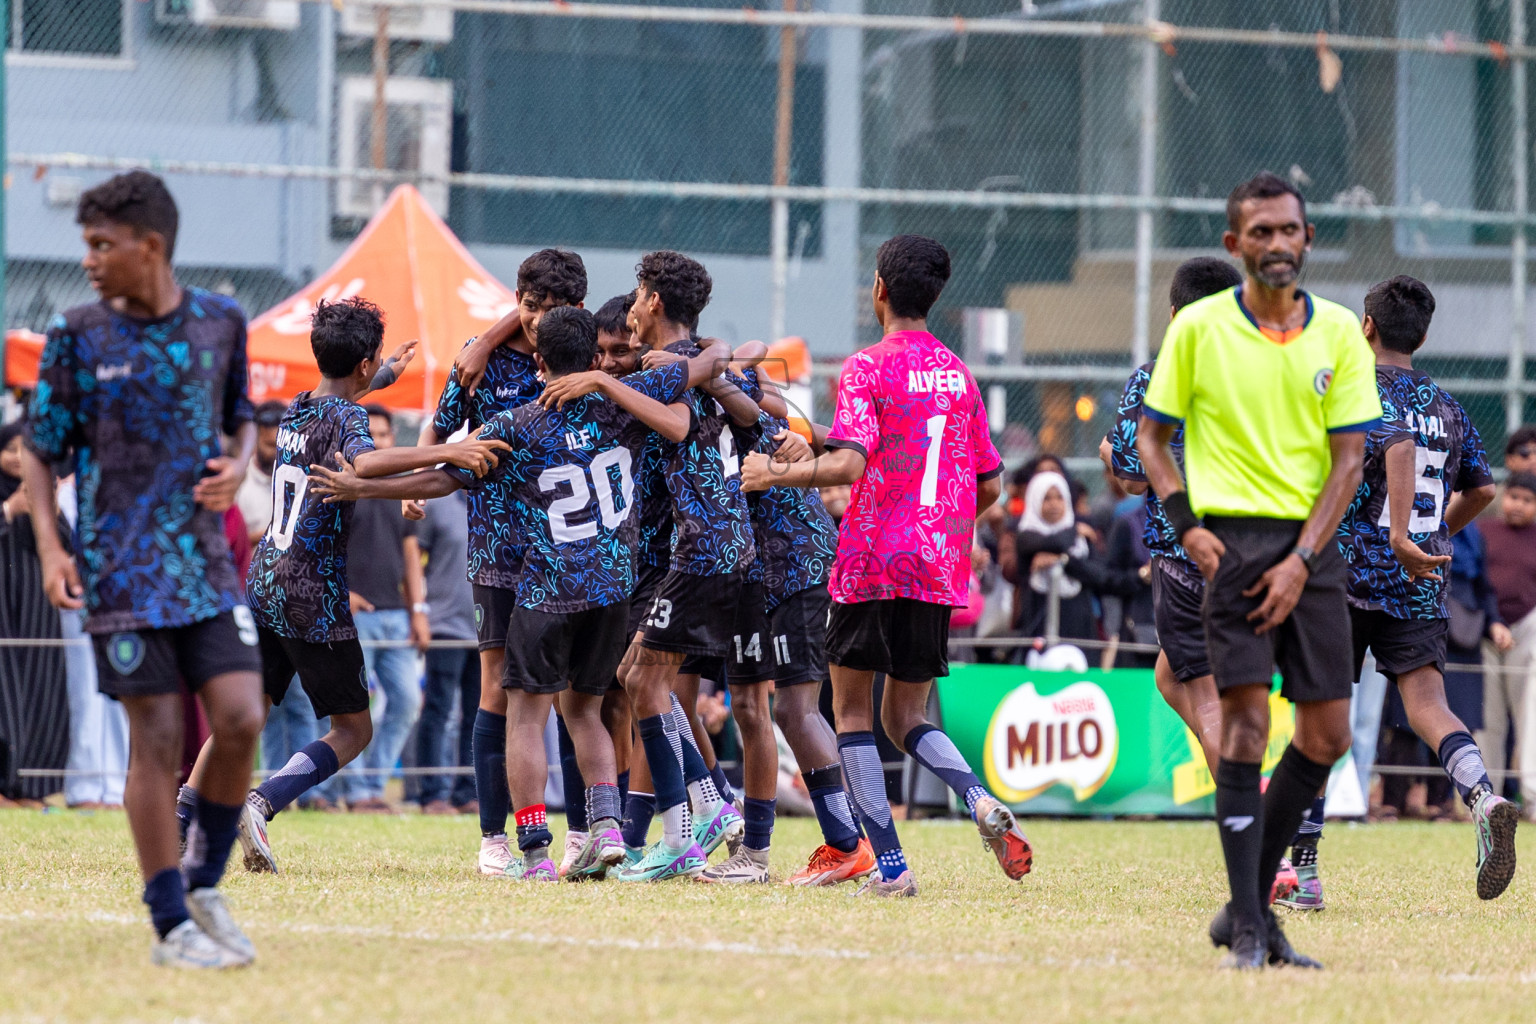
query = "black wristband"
xmin=1162 ymin=490 xmax=1201 ymax=542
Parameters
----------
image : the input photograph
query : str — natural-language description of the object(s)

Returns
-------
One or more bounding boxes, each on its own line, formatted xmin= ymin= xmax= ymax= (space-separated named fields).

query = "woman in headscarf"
xmin=0 ymin=419 xmax=70 ymax=805
xmin=1005 ymin=471 xmax=1100 ymax=644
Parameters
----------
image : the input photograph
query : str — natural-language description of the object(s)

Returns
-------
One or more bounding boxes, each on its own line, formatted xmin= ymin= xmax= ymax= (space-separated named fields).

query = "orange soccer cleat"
xmin=785 ymin=838 xmax=878 ymax=887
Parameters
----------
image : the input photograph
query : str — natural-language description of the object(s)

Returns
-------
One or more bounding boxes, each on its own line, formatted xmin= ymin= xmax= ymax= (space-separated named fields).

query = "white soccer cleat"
xmin=236 ymin=797 xmax=279 ymax=875
xmin=478 ymin=834 xmax=515 ymax=876
xmin=185 ymin=888 xmax=256 ymax=964
xmin=150 ymin=919 xmax=252 ymax=969
xmin=695 ymin=846 xmax=771 ymax=884
xmin=558 ymin=830 xmax=588 ymax=878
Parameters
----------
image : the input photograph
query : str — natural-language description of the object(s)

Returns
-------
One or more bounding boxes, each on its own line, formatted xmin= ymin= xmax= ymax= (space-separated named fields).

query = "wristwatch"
xmin=1291 ymin=545 xmax=1319 ymax=576
xmin=412 ymin=602 xmax=431 ymax=616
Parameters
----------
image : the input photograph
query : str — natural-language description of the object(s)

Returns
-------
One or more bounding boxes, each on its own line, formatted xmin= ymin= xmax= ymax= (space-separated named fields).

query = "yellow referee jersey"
xmin=1142 ymin=285 xmax=1381 ymax=520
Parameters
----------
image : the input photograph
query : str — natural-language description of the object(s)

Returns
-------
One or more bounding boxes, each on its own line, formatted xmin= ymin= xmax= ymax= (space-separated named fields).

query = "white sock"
xmin=660 ymin=800 xmax=692 ymax=849
xmin=688 ymin=777 xmax=723 ymax=818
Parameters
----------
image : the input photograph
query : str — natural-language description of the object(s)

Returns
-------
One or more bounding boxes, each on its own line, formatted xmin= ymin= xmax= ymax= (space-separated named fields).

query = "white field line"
xmin=0 ymin=909 xmax=1047 ymax=966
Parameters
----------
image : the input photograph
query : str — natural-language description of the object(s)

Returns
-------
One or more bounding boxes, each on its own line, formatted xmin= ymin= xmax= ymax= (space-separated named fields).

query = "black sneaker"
xmin=1210 ymin=905 xmax=1323 ymax=969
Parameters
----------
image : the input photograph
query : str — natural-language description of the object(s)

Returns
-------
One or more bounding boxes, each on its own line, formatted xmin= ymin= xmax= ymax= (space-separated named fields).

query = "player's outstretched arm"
xmin=19 ymin=447 xmax=83 ymax=610
xmin=602 ymin=378 xmax=691 ymax=443
xmin=309 ymin=457 xmax=461 ymax=505
xmin=360 ymin=338 xmax=419 ymax=398
xmin=740 ymin=446 xmax=865 ymax=493
xmin=353 ymin=432 xmax=509 ymax=479
xmin=453 ymin=310 xmax=524 ymax=396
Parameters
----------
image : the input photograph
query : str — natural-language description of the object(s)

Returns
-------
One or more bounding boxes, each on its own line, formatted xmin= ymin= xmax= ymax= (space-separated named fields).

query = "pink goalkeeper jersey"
xmin=825 ymin=331 xmax=1002 ymax=606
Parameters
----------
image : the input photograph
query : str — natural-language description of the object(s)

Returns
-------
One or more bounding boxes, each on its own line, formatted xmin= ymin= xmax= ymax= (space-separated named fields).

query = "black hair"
xmin=0 ymin=418 xmax=26 ymax=452
xmin=636 ymin=251 xmax=712 ymax=329
xmin=1506 ymin=471 xmax=1536 ymax=496
xmin=536 ymin=306 xmax=599 ymax=377
xmin=594 ymin=292 xmax=637 ymax=336
xmin=310 ymin=297 xmax=386 ymax=380
xmin=1364 ymin=276 xmax=1437 ymax=355
xmin=76 ymin=170 xmax=180 ymax=261
xmin=254 ymin=400 xmax=287 ymax=428
xmin=1013 ymin=453 xmax=1065 ymax=490
xmin=875 ymin=234 xmax=951 ymax=319
xmin=1169 ymin=257 xmax=1242 ymax=311
xmin=517 ymin=249 xmax=588 ymax=306
xmin=363 ymin=404 xmax=392 ymax=429
xmin=1505 ymin=425 xmax=1536 ymax=455
xmin=1226 ymin=171 xmax=1307 ymax=233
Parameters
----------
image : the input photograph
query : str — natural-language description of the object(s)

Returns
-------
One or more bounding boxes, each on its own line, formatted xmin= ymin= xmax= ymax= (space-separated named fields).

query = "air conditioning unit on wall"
xmin=170 ymin=0 xmax=302 ymax=30
xmin=336 ymin=75 xmax=453 ymax=218
xmin=340 ymin=2 xmax=453 ymax=43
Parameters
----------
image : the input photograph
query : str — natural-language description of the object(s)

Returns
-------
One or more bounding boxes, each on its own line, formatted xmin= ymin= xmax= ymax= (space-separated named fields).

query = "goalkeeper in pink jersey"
xmin=741 ymin=234 xmax=1031 ymax=896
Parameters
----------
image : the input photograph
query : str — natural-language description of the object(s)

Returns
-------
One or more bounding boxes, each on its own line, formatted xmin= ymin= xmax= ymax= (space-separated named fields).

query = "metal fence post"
xmin=1130 ymin=0 xmax=1159 ymax=371
xmin=1511 ymin=0 xmax=1528 ymax=438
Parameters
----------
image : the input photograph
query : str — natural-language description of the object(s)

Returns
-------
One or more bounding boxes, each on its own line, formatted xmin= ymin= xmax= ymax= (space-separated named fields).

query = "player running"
xmin=20 ymin=171 xmax=268 ymax=967
xmin=184 ymin=297 xmax=503 ymax=875
xmin=416 ymin=249 xmax=587 ymax=876
xmin=1140 ymin=172 xmax=1379 ymax=970
xmin=742 ymin=233 xmax=1031 ymax=896
xmin=1329 ymin=276 xmax=1515 ymax=900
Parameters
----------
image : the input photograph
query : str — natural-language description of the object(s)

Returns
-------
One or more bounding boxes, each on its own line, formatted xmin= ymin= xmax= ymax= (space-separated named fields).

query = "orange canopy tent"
xmin=4 ymin=187 xmax=515 ymax=415
xmin=3 ymin=329 xmax=45 ymax=390
xmin=246 ymin=184 xmax=516 ymax=413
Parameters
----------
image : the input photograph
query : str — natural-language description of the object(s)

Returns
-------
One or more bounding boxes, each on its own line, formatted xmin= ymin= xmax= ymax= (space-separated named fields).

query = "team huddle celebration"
xmin=1 ymin=163 xmax=1524 ymax=977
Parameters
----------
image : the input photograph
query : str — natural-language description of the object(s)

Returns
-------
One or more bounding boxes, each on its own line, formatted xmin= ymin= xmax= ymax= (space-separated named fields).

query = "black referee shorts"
xmin=1150 ymin=557 xmax=1211 ymax=683
xmin=1201 ymin=517 xmax=1354 ymax=705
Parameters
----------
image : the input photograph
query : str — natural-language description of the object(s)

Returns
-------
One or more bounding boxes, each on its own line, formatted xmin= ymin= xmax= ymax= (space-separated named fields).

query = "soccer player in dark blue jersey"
xmin=414 ymin=249 xmax=586 ymax=876
xmin=1334 ymin=276 xmax=1515 ymax=900
xmin=180 ymin=297 xmax=503 ymax=877
xmin=611 ymin=251 xmax=764 ymax=881
xmin=20 ymin=171 xmax=267 ymax=968
xmin=1105 ymin=256 xmax=1242 ymax=776
xmin=310 ymin=307 xmax=731 ymax=881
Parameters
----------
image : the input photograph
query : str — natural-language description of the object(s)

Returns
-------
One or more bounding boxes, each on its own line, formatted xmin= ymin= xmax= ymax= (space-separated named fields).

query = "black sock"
xmin=616 ymin=769 xmax=630 ymax=809
xmin=143 ymin=866 xmax=188 ymax=939
xmin=557 ymin=717 xmax=588 ymax=831
xmin=1215 ymin=759 xmax=1265 ymax=929
xmin=1257 ymin=745 xmax=1333 ymax=910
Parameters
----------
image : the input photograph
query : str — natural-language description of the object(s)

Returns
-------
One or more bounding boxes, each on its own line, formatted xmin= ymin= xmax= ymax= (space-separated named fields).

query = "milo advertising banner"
xmin=935 ymin=664 xmax=1314 ymax=817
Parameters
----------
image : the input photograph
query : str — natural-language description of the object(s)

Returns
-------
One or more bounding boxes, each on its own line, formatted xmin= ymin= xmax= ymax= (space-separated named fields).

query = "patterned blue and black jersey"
xmin=25 ymin=289 xmax=253 ymax=634
xmin=637 ymin=432 xmax=674 ymax=570
xmin=1339 ymin=365 xmax=1493 ymax=620
xmin=746 ymin=413 xmax=837 ymax=609
xmin=450 ymin=363 xmax=688 ymax=613
xmin=429 ymin=340 xmax=543 ymax=588
xmin=1108 ymin=361 xmax=1199 ymax=577
xmin=656 ymin=342 xmax=756 ymax=576
xmin=246 ymin=394 xmax=376 ymax=642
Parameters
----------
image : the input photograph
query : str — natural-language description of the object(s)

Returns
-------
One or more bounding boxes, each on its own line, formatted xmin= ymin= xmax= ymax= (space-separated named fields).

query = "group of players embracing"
xmin=21 ymin=167 xmax=1030 ymax=970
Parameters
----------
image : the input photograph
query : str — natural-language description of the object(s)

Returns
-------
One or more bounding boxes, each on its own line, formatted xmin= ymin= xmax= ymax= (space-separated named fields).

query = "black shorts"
xmin=1201 ymin=517 xmax=1354 ymax=704
xmin=767 ymin=584 xmax=831 ymax=687
xmin=825 ymin=597 xmax=952 ymax=683
xmin=627 ymin=561 xmax=670 ymax=637
xmin=504 ymin=601 xmax=631 ymax=696
xmin=93 ymin=608 xmax=263 ymax=700
xmin=473 ymin=584 xmax=517 ymax=653
xmin=258 ymin=627 xmax=370 ymax=718
xmin=681 ymin=580 xmax=774 ymax=685
xmin=1350 ymin=607 xmax=1448 ymax=682
xmin=641 ymin=570 xmax=745 ymax=658
xmin=1151 ymin=557 xmax=1211 ymax=683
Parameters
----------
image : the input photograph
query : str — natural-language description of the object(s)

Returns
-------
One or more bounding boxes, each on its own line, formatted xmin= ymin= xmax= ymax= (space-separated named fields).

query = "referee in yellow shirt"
xmin=1139 ymin=172 xmax=1381 ymax=970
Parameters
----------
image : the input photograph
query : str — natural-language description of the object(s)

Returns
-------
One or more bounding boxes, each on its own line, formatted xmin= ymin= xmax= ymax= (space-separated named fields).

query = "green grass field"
xmin=2 ymin=809 xmax=1534 ymax=1023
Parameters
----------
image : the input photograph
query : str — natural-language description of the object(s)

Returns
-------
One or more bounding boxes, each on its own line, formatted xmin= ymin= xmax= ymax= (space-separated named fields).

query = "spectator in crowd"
xmin=0 ymin=420 xmax=69 ymax=806
xmin=1481 ymin=471 xmax=1536 ymax=807
xmin=819 ymin=484 xmax=850 ymax=527
xmin=414 ymin=490 xmax=478 ymax=815
xmin=52 ymin=471 xmax=128 ymax=809
xmin=235 ymin=400 xmax=286 ymax=546
xmin=1506 ymin=425 xmax=1536 ymax=475
xmin=339 ymin=405 xmax=429 ymax=812
xmin=1005 ymin=470 xmax=1100 ymax=645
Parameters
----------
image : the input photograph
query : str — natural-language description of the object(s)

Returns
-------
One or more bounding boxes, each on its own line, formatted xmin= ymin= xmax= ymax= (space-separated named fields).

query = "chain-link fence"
xmin=9 ymin=0 xmax=1536 ymax=469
